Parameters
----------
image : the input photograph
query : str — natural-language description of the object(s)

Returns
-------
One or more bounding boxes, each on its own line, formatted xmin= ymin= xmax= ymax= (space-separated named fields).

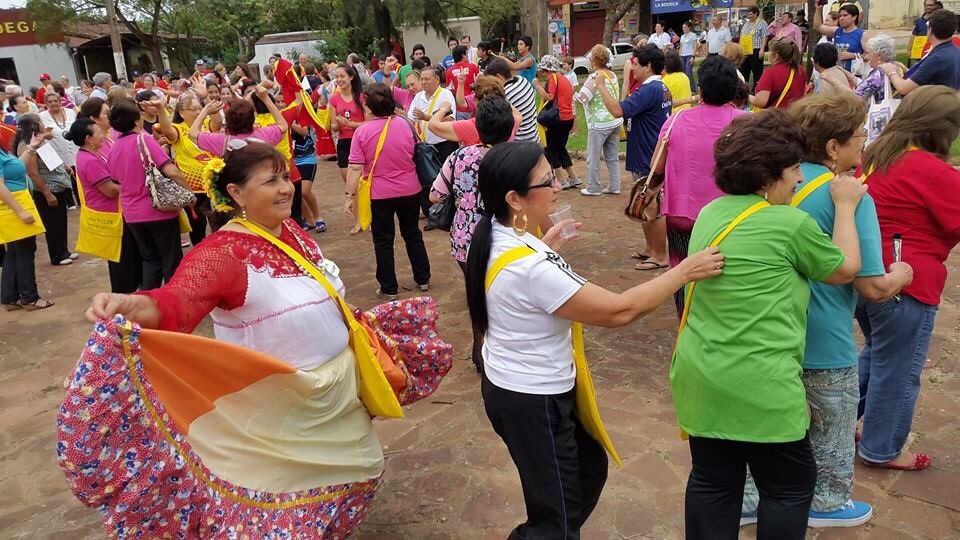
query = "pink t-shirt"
xmin=75 ymin=148 xmax=118 ymax=213
xmin=196 ymin=126 xmax=283 ymax=156
xmin=108 ymin=132 xmax=177 ymax=223
xmin=348 ymin=116 xmax=421 ymax=200
xmin=392 ymin=87 xmax=415 ymax=111
xmin=659 ymin=104 xmax=748 ymax=221
xmin=329 ymin=93 xmax=365 ymax=139
xmin=99 ymin=128 xmax=121 ymax=158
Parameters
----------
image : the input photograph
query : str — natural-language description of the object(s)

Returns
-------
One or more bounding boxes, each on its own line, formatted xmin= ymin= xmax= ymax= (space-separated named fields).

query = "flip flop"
xmin=20 ymin=298 xmax=55 ymax=311
xmin=2 ymin=302 xmax=22 ymax=311
xmin=630 ymin=252 xmax=651 ymax=261
xmin=635 ymin=261 xmax=669 ymax=271
xmin=861 ymin=453 xmax=931 ymax=471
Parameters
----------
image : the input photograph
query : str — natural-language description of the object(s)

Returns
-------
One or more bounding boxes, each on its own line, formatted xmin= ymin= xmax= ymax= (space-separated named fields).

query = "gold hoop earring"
xmin=512 ymin=214 xmax=528 ymax=235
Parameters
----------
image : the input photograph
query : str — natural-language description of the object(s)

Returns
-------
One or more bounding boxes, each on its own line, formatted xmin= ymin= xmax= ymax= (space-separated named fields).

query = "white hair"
xmin=867 ymin=34 xmax=896 ymax=62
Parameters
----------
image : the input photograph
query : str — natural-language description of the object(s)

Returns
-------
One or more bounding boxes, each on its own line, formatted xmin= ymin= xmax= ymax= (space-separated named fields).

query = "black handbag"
xmin=427 ymin=152 xmax=456 ymax=231
xmin=536 ymin=100 xmax=561 ymax=128
xmin=404 ymin=117 xmax=443 ymax=189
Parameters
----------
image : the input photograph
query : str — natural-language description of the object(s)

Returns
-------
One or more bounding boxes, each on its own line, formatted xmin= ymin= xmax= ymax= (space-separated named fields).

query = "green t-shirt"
xmin=669 ymin=194 xmax=844 ymax=443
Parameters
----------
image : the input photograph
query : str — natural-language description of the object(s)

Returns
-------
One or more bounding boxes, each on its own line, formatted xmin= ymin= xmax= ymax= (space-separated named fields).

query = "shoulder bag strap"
xmin=231 ymin=218 xmax=354 ymax=324
xmin=773 ymin=68 xmax=796 ymax=108
xmin=790 ymin=171 xmax=833 ymax=207
xmin=649 ymin=107 xmax=686 ymax=176
xmin=677 ymin=200 xmax=771 ymax=334
xmin=366 ymin=117 xmax=392 ymax=181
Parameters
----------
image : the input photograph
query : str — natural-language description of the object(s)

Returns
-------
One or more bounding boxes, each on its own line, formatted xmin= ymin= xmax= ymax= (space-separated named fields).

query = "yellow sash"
xmin=231 ymin=218 xmax=404 ymax=418
xmin=486 ymin=245 xmax=623 ymax=467
xmin=357 ymin=118 xmax=391 ymax=231
xmin=418 ymin=88 xmax=443 ymax=141
xmin=0 ymin=189 xmax=46 ymax=243
xmin=910 ymin=35 xmax=928 ymax=60
xmin=751 ymin=68 xmax=795 ymax=113
xmin=677 ymin=200 xmax=770 ymax=334
xmin=790 ymin=171 xmax=833 ymax=207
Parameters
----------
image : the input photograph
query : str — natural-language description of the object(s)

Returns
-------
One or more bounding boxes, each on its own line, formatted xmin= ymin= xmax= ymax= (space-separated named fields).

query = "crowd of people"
xmin=3 ymin=5 xmax=960 ymax=538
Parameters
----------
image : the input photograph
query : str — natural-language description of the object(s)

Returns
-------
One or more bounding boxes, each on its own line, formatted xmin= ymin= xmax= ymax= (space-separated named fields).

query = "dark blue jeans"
xmin=855 ymin=295 xmax=938 ymax=463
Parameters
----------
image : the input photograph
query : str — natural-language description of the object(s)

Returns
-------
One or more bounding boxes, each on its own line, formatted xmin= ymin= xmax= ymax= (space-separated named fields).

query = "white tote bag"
xmin=866 ymin=74 xmax=899 ymax=146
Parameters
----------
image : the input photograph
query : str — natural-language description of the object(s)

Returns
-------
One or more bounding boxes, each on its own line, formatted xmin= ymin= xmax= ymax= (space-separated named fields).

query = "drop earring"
xmin=240 ymin=207 xmax=248 ymax=220
xmin=763 ymin=191 xmax=769 ymax=201
xmin=512 ymin=214 xmax=528 ymax=235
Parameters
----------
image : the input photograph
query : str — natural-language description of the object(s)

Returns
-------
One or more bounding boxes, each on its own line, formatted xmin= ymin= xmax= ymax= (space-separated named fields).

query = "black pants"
xmin=1 ymin=236 xmax=39 ymax=304
xmin=370 ymin=194 xmax=430 ymax=295
xmin=186 ymin=194 xmax=210 ymax=246
xmin=107 ymin=222 xmax=143 ymax=294
xmin=291 ymin=180 xmax=304 ymax=226
xmin=128 ymin=217 xmax=183 ymax=290
xmin=545 ymin=119 xmax=575 ymax=170
xmin=482 ymin=377 xmax=608 ymax=539
xmin=740 ymin=48 xmax=765 ymax=89
xmin=685 ymin=435 xmax=816 ymax=540
xmin=33 ymin=189 xmax=72 ymax=264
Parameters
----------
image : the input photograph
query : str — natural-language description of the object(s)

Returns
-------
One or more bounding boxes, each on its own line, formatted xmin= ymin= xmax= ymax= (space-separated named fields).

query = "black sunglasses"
xmin=528 ymin=172 xmax=558 ymax=190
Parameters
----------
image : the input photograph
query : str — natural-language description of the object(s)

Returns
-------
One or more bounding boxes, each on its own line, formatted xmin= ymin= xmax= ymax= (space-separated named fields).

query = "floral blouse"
xmin=856 ymin=66 xmax=902 ymax=104
xmin=430 ymin=145 xmax=489 ymax=263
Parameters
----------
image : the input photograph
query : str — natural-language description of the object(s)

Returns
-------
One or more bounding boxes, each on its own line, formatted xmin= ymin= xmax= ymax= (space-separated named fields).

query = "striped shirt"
xmin=504 ymin=76 xmax=538 ymax=142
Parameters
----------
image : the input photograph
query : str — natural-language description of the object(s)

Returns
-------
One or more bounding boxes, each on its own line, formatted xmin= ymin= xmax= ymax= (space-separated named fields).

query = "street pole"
xmin=105 ymin=0 xmax=127 ymax=81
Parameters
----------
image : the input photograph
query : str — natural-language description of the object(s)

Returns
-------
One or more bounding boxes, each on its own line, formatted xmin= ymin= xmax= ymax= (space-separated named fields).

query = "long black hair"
xmin=336 ymin=63 xmax=364 ymax=99
xmin=12 ymin=113 xmax=43 ymax=154
xmin=465 ymin=141 xmax=545 ymax=334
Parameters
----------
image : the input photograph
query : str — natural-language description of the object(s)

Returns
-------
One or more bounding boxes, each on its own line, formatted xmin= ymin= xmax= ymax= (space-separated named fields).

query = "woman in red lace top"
xmin=83 ymin=142 xmax=385 ymax=534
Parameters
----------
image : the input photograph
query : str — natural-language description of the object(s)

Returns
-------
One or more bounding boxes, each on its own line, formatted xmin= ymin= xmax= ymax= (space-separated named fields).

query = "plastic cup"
xmin=549 ymin=204 xmax=577 ymax=239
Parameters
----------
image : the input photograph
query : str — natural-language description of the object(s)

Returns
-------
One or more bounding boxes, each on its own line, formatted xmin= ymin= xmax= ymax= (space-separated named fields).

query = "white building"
xmin=0 ymin=9 xmax=77 ymax=87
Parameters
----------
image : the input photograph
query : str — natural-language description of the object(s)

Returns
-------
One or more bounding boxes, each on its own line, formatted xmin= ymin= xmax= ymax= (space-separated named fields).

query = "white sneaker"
xmin=602 ymin=187 xmax=621 ymax=195
xmin=566 ymin=177 xmax=583 ymax=188
xmin=376 ymin=288 xmax=398 ymax=302
xmin=57 ymin=258 xmax=73 ymax=266
xmin=68 ymin=253 xmax=79 ymax=260
xmin=580 ymin=188 xmax=603 ymax=196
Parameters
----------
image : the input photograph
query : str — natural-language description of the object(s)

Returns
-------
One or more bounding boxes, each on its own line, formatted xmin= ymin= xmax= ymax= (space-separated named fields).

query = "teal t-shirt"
xmin=797 ymin=163 xmax=885 ymax=370
xmin=670 ymin=194 xmax=844 ymax=443
xmin=518 ymin=54 xmax=537 ymax=83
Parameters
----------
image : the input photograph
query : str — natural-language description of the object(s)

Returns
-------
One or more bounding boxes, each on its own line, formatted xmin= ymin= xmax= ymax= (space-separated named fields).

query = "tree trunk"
xmin=147 ymin=41 xmax=165 ymax=72
xmin=602 ymin=0 xmax=635 ymax=47
xmin=371 ymin=1 xmax=395 ymax=54
xmin=518 ymin=0 xmax=549 ymax=56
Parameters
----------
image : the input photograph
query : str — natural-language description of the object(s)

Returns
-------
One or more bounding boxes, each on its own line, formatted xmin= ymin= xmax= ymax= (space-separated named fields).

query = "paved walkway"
xmin=1 ymin=160 xmax=958 ymax=539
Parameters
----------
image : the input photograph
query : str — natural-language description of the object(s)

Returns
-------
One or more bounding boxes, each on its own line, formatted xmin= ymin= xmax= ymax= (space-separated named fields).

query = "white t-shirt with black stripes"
xmin=483 ymin=221 xmax=586 ymax=395
xmin=503 ymin=76 xmax=538 ymax=142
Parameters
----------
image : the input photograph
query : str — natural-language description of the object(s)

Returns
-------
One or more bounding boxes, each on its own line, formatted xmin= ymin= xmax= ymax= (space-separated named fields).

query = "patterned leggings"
xmin=742 ymin=366 xmax=859 ymax=512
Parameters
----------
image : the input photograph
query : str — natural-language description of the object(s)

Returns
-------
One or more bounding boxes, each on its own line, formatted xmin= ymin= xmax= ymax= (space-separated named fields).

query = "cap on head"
xmin=538 ymin=55 xmax=562 ymax=72
xmin=39 ymin=73 xmax=51 ymax=81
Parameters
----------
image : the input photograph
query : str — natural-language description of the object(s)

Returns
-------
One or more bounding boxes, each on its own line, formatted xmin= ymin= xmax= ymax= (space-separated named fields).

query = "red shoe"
xmin=861 ymin=453 xmax=931 ymax=471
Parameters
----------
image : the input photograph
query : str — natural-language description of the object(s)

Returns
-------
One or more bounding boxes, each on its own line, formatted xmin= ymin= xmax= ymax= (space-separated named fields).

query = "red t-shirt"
xmin=36 ymin=87 xmax=46 ymax=105
xmin=0 ymin=123 xmax=15 ymax=152
xmin=547 ymin=73 xmax=574 ymax=121
xmin=865 ymin=150 xmax=960 ymax=305
xmin=328 ymin=93 xmax=364 ymax=139
xmin=447 ymin=60 xmax=479 ymax=96
xmin=755 ymin=62 xmax=807 ymax=109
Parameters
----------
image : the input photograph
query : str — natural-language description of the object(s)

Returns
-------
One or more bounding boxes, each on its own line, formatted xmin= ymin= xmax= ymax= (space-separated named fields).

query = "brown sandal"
xmin=21 ymin=298 xmax=55 ymax=311
xmin=2 ymin=302 xmax=22 ymax=311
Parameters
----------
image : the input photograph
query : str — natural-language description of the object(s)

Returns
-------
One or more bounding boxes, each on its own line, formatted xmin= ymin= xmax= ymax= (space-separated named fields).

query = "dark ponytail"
xmin=465 ymin=141 xmax=545 ymax=334
xmin=64 ymin=117 xmax=95 ymax=147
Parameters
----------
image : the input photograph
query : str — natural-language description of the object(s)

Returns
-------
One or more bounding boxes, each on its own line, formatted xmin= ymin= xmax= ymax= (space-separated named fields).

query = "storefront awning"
xmin=652 ymin=0 xmax=733 ymax=15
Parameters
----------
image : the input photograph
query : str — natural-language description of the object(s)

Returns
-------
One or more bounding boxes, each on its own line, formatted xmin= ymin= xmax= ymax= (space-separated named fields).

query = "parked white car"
xmin=572 ymin=42 xmax=635 ymax=75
